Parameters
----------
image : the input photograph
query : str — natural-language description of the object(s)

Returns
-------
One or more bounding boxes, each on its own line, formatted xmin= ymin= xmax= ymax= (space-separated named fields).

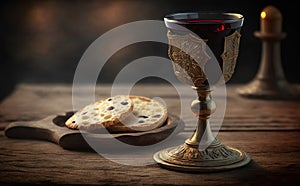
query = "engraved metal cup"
xmin=153 ymin=12 xmax=251 ymax=172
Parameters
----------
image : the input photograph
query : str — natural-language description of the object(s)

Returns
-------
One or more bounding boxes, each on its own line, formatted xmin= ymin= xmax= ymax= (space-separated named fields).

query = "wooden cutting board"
xmin=4 ymin=112 xmax=183 ymax=151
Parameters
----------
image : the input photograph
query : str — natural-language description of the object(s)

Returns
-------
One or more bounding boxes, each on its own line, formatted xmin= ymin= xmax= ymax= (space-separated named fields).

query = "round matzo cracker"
xmin=65 ymin=95 xmax=133 ymax=131
xmin=107 ymin=95 xmax=168 ymax=133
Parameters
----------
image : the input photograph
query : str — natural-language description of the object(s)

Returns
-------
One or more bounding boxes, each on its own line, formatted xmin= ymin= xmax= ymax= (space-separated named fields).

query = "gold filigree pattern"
xmin=221 ymin=31 xmax=241 ymax=82
xmin=167 ymin=31 xmax=210 ymax=87
xmin=157 ymin=142 xmax=246 ymax=167
xmin=169 ymin=143 xmax=237 ymax=162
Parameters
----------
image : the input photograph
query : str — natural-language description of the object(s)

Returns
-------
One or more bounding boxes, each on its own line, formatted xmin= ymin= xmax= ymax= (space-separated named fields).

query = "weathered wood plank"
xmin=1 ymin=84 xmax=299 ymax=131
xmin=0 ymin=131 xmax=300 ymax=185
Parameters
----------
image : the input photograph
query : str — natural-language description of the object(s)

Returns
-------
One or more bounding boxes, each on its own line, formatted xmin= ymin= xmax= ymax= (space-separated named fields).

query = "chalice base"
xmin=153 ymin=139 xmax=251 ymax=172
xmin=237 ymin=79 xmax=299 ymax=100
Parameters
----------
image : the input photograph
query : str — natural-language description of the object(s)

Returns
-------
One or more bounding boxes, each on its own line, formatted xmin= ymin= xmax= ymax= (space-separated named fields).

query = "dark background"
xmin=0 ymin=0 xmax=297 ymax=100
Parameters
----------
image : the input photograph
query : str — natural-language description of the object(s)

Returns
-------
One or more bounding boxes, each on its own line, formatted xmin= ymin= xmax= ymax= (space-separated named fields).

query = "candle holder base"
xmin=153 ymin=139 xmax=251 ymax=172
xmin=237 ymin=79 xmax=299 ymax=100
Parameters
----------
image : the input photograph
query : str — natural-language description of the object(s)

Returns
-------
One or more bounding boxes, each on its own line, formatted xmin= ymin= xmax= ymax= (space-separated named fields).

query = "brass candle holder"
xmin=153 ymin=12 xmax=251 ymax=172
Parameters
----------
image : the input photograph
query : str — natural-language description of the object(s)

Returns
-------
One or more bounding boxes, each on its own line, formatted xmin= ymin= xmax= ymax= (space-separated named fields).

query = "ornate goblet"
xmin=153 ymin=12 xmax=251 ymax=172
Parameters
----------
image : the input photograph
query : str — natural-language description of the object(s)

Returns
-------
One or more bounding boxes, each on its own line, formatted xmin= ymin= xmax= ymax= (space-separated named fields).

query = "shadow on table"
xmin=223 ymin=160 xmax=269 ymax=183
xmin=221 ymin=160 xmax=300 ymax=185
xmin=150 ymin=160 xmax=281 ymax=185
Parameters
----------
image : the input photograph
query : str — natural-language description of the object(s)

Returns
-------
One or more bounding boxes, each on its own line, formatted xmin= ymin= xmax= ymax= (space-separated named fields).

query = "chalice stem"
xmin=186 ymin=91 xmax=215 ymax=148
xmin=186 ymin=119 xmax=208 ymax=146
xmin=186 ymin=118 xmax=215 ymax=148
xmin=185 ymin=88 xmax=216 ymax=150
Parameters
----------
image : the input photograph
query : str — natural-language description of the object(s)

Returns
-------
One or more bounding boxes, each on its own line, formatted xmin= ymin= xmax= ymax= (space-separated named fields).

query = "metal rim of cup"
xmin=164 ymin=12 xmax=244 ymax=29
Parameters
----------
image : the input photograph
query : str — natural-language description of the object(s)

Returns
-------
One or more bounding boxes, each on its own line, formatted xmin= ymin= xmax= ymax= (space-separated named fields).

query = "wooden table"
xmin=1 ymin=84 xmax=300 ymax=185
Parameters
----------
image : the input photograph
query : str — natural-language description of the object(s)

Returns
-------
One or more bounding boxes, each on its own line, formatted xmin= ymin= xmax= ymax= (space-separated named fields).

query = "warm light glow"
xmin=261 ymin=11 xmax=266 ymax=19
xmin=88 ymin=1 xmax=126 ymax=29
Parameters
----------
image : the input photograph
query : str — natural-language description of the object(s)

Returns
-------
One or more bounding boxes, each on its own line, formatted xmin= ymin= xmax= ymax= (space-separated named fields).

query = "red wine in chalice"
xmin=164 ymin=12 xmax=244 ymax=85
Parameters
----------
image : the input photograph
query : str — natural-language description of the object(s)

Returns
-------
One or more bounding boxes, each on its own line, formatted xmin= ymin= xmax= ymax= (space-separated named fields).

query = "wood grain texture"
xmin=1 ymin=131 xmax=300 ymax=185
xmin=1 ymin=84 xmax=299 ymax=131
xmin=0 ymin=84 xmax=300 ymax=185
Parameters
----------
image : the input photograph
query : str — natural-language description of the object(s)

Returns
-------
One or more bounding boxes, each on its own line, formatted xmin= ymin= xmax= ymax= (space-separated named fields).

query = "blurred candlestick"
xmin=237 ymin=5 xmax=299 ymax=100
xmin=260 ymin=6 xmax=282 ymax=34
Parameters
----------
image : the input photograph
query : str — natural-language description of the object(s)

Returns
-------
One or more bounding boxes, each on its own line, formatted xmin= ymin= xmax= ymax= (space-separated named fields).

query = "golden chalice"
xmin=153 ymin=12 xmax=251 ymax=172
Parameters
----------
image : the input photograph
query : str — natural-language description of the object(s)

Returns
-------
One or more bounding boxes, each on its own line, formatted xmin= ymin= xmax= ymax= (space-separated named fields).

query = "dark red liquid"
xmin=175 ymin=19 xmax=240 ymax=32
xmin=178 ymin=19 xmax=226 ymax=24
xmin=166 ymin=18 xmax=242 ymax=53
xmin=178 ymin=19 xmax=228 ymax=23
